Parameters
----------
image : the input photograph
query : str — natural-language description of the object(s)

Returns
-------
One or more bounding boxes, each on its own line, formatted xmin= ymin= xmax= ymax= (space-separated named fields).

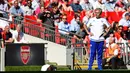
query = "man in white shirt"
xmin=93 ymin=0 xmax=106 ymax=11
xmin=86 ymin=8 xmax=110 ymax=70
xmin=12 ymin=24 xmax=28 ymax=43
xmin=119 ymin=13 xmax=130 ymax=33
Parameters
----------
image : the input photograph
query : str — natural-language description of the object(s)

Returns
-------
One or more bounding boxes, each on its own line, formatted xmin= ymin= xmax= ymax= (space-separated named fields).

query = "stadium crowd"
xmin=0 ymin=0 xmax=130 ymax=70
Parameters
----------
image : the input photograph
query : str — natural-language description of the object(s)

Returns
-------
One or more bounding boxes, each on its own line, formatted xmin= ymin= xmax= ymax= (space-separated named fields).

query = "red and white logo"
xmin=20 ymin=46 xmax=30 ymax=64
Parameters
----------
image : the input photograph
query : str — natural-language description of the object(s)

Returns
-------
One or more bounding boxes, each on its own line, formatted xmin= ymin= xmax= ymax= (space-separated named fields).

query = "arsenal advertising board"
xmin=5 ymin=43 xmax=45 ymax=66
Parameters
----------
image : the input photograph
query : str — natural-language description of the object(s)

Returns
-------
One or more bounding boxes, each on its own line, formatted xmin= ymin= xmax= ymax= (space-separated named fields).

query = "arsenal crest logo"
xmin=20 ymin=46 xmax=30 ymax=64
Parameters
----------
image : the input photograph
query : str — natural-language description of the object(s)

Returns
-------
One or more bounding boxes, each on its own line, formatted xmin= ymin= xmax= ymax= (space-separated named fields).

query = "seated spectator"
xmin=9 ymin=1 xmax=24 ymax=21
xmin=122 ymin=5 xmax=130 ymax=18
xmin=1 ymin=25 xmax=14 ymax=44
xmin=102 ymin=36 xmax=122 ymax=69
xmin=114 ymin=25 xmax=125 ymax=43
xmin=69 ymin=14 xmax=80 ymax=35
xmin=80 ymin=0 xmax=93 ymax=11
xmin=73 ymin=23 xmax=89 ymax=59
xmin=58 ymin=14 xmax=70 ymax=35
xmin=12 ymin=24 xmax=28 ymax=43
xmin=70 ymin=0 xmax=83 ymax=12
xmin=82 ymin=10 xmax=94 ymax=25
xmin=119 ymin=13 xmax=130 ymax=34
xmin=59 ymin=0 xmax=73 ymax=12
xmin=104 ymin=0 xmax=115 ymax=11
xmin=0 ymin=0 xmax=9 ymax=18
xmin=93 ymin=0 xmax=106 ymax=11
xmin=23 ymin=0 xmax=34 ymax=16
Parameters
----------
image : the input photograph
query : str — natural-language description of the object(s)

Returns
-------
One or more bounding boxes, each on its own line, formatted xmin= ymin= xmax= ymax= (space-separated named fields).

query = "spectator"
xmin=69 ymin=14 xmax=80 ymax=35
xmin=51 ymin=5 xmax=61 ymax=26
xmin=0 ymin=0 xmax=8 ymax=12
xmin=93 ymin=0 xmax=106 ymax=11
xmin=104 ymin=0 xmax=115 ymax=11
xmin=119 ymin=13 xmax=130 ymax=33
xmin=58 ymin=14 xmax=70 ymax=35
xmin=82 ymin=10 xmax=94 ymax=25
xmin=70 ymin=0 xmax=83 ymax=12
xmin=1 ymin=25 xmax=14 ymax=43
xmin=59 ymin=0 xmax=73 ymax=12
xmin=122 ymin=5 xmax=130 ymax=18
xmin=35 ymin=5 xmax=45 ymax=16
xmin=23 ymin=0 xmax=34 ymax=16
xmin=114 ymin=25 xmax=125 ymax=43
xmin=102 ymin=35 xmax=122 ymax=69
xmin=0 ymin=0 xmax=9 ymax=18
xmin=73 ymin=23 xmax=89 ymax=60
xmin=12 ymin=24 xmax=28 ymax=43
xmin=80 ymin=0 xmax=93 ymax=11
xmin=37 ymin=6 xmax=46 ymax=23
xmin=43 ymin=11 xmax=54 ymax=30
xmin=9 ymin=1 xmax=24 ymax=21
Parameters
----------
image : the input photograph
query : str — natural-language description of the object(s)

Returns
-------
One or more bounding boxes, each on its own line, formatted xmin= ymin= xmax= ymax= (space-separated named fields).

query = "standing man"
xmin=85 ymin=8 xmax=110 ymax=70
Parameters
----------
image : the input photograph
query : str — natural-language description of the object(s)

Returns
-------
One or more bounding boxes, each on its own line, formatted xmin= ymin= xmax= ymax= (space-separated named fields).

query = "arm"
xmin=107 ymin=44 xmax=119 ymax=62
xmin=83 ymin=19 xmax=93 ymax=36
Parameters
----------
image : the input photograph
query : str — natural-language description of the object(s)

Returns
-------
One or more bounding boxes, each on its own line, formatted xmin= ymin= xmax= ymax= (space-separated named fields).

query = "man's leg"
xmin=110 ymin=57 xmax=117 ymax=69
xmin=97 ymin=41 xmax=104 ymax=70
xmin=88 ymin=40 xmax=97 ymax=70
xmin=102 ymin=58 xmax=107 ymax=69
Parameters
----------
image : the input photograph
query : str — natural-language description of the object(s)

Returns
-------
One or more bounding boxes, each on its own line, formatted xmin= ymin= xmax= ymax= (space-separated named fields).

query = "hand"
xmin=106 ymin=58 xmax=111 ymax=62
xmin=89 ymin=32 xmax=94 ymax=36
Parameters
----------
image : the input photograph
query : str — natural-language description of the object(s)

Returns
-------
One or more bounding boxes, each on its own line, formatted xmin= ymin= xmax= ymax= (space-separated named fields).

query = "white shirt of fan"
xmin=87 ymin=17 xmax=110 ymax=42
xmin=12 ymin=30 xmax=28 ymax=43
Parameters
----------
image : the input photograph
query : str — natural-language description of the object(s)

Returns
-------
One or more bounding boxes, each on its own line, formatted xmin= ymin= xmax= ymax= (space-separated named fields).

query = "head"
xmin=27 ymin=0 xmax=32 ymax=8
xmin=117 ymin=26 xmax=123 ymax=33
xmin=73 ymin=0 xmax=79 ymax=4
xmin=125 ymin=13 xmax=130 ymax=20
xmin=127 ymin=5 xmax=130 ymax=12
xmin=62 ymin=14 xmax=67 ymax=22
xmin=94 ymin=8 xmax=102 ymax=18
xmin=16 ymin=24 xmax=22 ymax=33
xmin=84 ymin=0 xmax=89 ymax=3
xmin=64 ymin=0 xmax=69 ymax=4
xmin=112 ymin=22 xmax=119 ymax=31
xmin=74 ymin=14 xmax=80 ymax=22
xmin=14 ymin=1 xmax=19 ymax=8
xmin=40 ymin=6 xmax=45 ymax=12
xmin=109 ymin=33 xmax=115 ymax=44
xmin=0 ymin=0 xmax=5 ymax=4
xmin=98 ymin=0 xmax=102 ymax=3
xmin=52 ymin=6 xmax=58 ymax=13
xmin=4 ymin=25 xmax=10 ymax=33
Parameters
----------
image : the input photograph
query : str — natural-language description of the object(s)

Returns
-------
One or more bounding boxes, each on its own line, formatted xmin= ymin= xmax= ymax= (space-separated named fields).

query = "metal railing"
xmin=0 ymin=9 xmax=79 ymax=46
xmin=0 ymin=39 xmax=5 ymax=71
xmin=68 ymin=41 xmax=130 ymax=70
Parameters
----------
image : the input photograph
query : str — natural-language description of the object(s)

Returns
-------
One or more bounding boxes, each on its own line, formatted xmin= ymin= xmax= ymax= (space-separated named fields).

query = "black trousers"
xmin=102 ymin=57 xmax=122 ymax=69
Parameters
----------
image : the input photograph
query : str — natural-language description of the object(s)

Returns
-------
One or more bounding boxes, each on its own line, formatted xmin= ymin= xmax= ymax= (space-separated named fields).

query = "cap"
xmin=41 ymin=64 xmax=50 ymax=71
